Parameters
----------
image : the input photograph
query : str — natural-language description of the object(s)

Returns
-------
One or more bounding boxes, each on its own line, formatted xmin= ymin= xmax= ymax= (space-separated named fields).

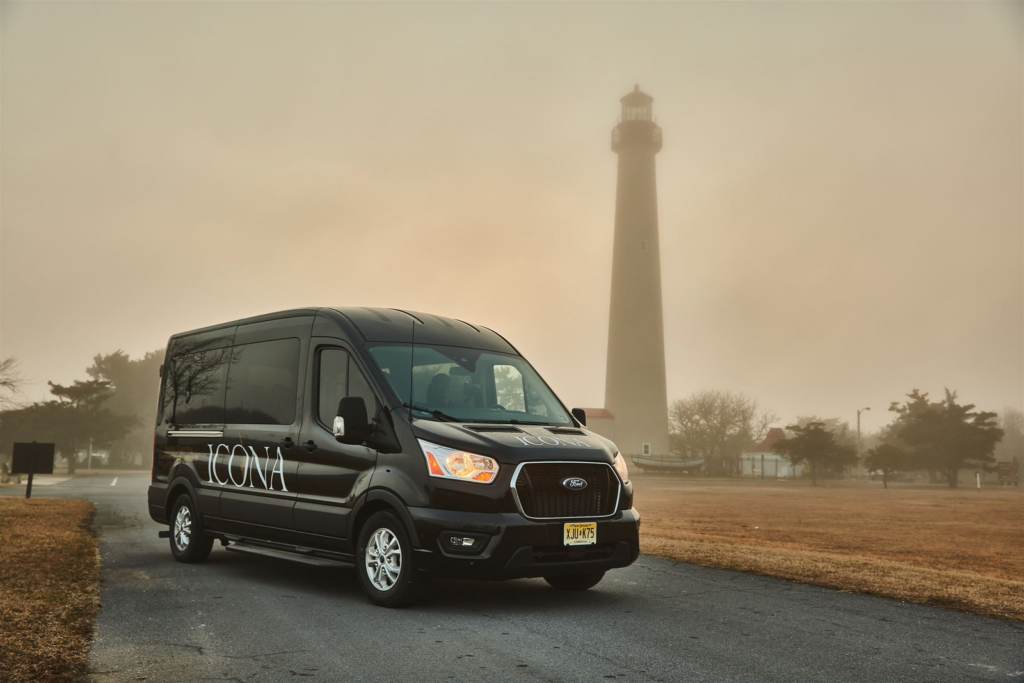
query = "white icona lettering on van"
xmin=208 ymin=444 xmax=230 ymax=485
xmin=228 ymin=444 xmax=249 ymax=487
xmin=248 ymin=446 xmax=270 ymax=489
xmin=206 ymin=443 xmax=288 ymax=492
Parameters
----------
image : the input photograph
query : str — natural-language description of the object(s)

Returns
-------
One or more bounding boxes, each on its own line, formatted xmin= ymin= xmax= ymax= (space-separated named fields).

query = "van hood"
xmin=410 ymin=420 xmax=618 ymax=465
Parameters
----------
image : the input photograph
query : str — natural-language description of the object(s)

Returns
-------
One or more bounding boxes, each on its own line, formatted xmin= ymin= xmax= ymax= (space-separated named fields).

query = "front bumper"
xmin=408 ymin=506 xmax=641 ymax=580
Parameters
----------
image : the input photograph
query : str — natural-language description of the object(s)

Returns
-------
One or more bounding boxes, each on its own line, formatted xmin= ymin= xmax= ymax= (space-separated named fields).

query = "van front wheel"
xmin=356 ymin=511 xmax=422 ymax=608
xmin=544 ymin=571 xmax=605 ymax=591
xmin=169 ymin=493 xmax=214 ymax=563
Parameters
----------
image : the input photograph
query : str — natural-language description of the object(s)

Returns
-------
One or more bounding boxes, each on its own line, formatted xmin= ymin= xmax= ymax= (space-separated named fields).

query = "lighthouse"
xmin=585 ymin=86 xmax=670 ymax=459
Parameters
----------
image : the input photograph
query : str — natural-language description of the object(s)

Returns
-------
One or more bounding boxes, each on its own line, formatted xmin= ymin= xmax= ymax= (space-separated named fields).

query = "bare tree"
xmin=751 ymin=408 xmax=779 ymax=445
xmin=669 ymin=390 xmax=779 ymax=475
xmin=0 ymin=357 xmax=25 ymax=410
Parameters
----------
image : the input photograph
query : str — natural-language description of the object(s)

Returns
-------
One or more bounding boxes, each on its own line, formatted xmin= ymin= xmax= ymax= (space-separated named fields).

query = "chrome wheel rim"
xmin=173 ymin=506 xmax=192 ymax=551
xmin=365 ymin=527 xmax=401 ymax=592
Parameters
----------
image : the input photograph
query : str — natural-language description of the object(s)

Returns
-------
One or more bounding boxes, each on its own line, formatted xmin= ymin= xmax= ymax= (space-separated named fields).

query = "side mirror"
xmin=571 ymin=408 xmax=587 ymax=427
xmin=335 ymin=396 xmax=371 ymax=444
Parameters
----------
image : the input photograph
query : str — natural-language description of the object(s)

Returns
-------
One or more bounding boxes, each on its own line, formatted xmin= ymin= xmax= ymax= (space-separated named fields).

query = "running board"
xmin=225 ymin=542 xmax=353 ymax=568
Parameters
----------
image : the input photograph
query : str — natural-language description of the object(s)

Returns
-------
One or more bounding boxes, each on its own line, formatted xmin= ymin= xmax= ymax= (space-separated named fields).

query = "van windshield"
xmin=367 ymin=344 xmax=572 ymax=426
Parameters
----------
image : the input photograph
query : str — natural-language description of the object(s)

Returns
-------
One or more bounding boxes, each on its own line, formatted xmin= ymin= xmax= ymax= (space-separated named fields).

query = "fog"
xmin=2 ymin=1 xmax=1021 ymax=435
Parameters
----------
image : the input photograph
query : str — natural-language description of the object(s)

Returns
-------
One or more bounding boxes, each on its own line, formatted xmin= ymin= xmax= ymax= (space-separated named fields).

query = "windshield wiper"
xmin=402 ymin=403 xmax=459 ymax=422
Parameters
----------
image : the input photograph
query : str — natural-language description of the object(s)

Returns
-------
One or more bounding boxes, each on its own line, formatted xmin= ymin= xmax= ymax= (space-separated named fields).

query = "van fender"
xmin=164 ymin=474 xmax=200 ymax=514
xmin=349 ymin=488 xmax=420 ymax=549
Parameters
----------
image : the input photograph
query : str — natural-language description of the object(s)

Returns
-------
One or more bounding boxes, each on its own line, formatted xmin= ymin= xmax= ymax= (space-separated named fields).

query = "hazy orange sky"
xmin=2 ymin=1 xmax=1021 ymax=435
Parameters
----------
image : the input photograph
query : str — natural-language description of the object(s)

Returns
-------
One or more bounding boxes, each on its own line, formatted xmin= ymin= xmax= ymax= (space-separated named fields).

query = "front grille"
xmin=512 ymin=462 xmax=620 ymax=519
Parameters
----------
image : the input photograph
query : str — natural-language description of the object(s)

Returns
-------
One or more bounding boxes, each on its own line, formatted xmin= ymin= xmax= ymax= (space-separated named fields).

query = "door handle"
xmin=303 ymin=440 xmax=317 ymax=453
xmin=279 ymin=437 xmax=294 ymax=450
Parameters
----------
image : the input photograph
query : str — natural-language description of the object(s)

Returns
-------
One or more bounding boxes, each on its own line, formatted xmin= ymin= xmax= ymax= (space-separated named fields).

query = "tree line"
xmin=670 ymin=388 xmax=1017 ymax=488
xmin=0 ymin=351 xmax=162 ymax=471
xmin=2 ymin=353 xmax=1019 ymax=486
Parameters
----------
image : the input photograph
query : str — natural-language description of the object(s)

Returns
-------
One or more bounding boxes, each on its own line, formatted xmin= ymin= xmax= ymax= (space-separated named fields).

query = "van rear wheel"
xmin=169 ymin=493 xmax=214 ymax=563
xmin=356 ymin=511 xmax=422 ymax=608
xmin=544 ymin=571 xmax=606 ymax=591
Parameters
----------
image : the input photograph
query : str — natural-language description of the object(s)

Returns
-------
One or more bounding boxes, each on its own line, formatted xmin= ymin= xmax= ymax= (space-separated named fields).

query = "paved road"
xmin=4 ymin=474 xmax=1021 ymax=682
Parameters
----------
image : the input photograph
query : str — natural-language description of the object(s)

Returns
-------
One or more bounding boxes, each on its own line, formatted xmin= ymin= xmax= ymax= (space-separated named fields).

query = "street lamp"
xmin=857 ymin=407 xmax=871 ymax=460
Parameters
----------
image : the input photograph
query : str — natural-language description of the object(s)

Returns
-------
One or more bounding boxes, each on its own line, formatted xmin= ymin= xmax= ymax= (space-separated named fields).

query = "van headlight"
xmin=418 ymin=440 xmax=499 ymax=484
xmin=613 ymin=452 xmax=629 ymax=483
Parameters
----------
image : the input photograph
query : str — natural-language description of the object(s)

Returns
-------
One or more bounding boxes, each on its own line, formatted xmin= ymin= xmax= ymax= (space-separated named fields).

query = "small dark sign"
xmin=997 ymin=461 xmax=1019 ymax=486
xmin=12 ymin=442 xmax=55 ymax=475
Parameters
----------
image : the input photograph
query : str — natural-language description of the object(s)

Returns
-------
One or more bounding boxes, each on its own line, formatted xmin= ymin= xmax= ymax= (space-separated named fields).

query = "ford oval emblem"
xmin=562 ymin=477 xmax=588 ymax=491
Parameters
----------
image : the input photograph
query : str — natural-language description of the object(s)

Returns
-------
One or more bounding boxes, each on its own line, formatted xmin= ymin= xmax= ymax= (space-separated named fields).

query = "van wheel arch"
xmin=165 ymin=477 xmax=199 ymax=519
xmin=351 ymin=490 xmax=419 ymax=549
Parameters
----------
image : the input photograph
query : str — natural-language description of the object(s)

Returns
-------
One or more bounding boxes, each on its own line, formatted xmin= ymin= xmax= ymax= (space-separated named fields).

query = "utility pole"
xmin=857 ymin=407 xmax=870 ymax=477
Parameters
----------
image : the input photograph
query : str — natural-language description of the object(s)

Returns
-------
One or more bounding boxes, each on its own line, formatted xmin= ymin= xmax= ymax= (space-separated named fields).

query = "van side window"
xmin=225 ymin=338 xmax=300 ymax=425
xmin=349 ymin=363 xmax=377 ymax=421
xmin=167 ymin=348 xmax=230 ymax=425
xmin=319 ymin=348 xmax=377 ymax=428
xmin=318 ymin=349 xmax=348 ymax=427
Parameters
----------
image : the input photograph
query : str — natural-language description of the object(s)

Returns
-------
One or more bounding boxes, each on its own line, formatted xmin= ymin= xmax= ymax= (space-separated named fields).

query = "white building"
xmin=740 ymin=428 xmax=804 ymax=479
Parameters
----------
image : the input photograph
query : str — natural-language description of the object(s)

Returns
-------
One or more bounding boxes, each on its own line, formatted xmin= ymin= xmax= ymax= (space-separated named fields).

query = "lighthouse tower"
xmin=599 ymin=85 xmax=670 ymax=458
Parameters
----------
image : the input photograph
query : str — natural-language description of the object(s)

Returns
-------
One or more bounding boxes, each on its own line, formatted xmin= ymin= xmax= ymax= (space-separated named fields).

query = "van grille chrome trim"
xmin=510 ymin=461 xmax=621 ymax=520
xmin=168 ymin=429 xmax=224 ymax=438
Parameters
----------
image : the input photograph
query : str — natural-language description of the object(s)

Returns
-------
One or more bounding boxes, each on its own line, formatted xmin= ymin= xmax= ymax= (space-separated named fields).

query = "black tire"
xmin=356 ymin=510 xmax=422 ymax=608
xmin=544 ymin=571 xmax=606 ymax=591
xmin=168 ymin=493 xmax=214 ymax=563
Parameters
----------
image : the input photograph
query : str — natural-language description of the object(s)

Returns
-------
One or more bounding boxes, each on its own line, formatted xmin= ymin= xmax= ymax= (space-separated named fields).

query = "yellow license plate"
xmin=563 ymin=522 xmax=597 ymax=546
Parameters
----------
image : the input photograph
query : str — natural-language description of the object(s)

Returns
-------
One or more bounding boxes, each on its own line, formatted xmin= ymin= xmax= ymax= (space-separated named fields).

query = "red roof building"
xmin=749 ymin=428 xmax=788 ymax=453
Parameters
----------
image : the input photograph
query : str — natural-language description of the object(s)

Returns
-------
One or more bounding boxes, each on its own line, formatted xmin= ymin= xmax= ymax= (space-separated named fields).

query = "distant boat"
xmin=631 ymin=455 xmax=704 ymax=472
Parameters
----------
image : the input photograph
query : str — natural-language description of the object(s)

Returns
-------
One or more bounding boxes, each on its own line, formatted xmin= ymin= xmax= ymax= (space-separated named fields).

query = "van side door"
xmin=217 ymin=317 xmax=311 ymax=541
xmin=294 ymin=340 xmax=379 ymax=548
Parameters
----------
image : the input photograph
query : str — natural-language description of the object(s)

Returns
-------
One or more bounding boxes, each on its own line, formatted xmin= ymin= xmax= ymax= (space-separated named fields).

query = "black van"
xmin=148 ymin=308 xmax=640 ymax=606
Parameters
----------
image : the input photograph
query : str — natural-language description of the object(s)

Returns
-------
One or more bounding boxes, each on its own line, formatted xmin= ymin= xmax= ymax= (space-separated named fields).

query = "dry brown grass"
xmin=0 ymin=498 xmax=100 ymax=682
xmin=634 ymin=477 xmax=1024 ymax=620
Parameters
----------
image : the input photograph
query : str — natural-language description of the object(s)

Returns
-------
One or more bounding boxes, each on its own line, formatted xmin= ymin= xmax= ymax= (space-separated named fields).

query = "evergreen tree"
xmin=773 ymin=421 xmax=857 ymax=486
xmin=888 ymin=389 xmax=1002 ymax=488
xmin=864 ymin=443 xmax=913 ymax=489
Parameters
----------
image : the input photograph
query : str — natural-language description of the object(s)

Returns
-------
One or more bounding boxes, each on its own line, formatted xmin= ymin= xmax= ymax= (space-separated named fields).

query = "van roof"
xmin=330 ymin=307 xmax=517 ymax=354
xmin=168 ymin=307 xmax=518 ymax=355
